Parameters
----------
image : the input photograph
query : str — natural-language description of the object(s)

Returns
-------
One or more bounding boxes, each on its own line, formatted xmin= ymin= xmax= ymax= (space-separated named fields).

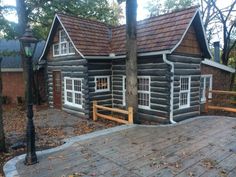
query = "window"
xmin=53 ymin=30 xmax=75 ymax=56
xmin=179 ymin=76 xmax=191 ymax=109
xmin=64 ymin=77 xmax=82 ymax=108
xmin=200 ymin=75 xmax=212 ymax=103
xmin=123 ymin=76 xmax=150 ymax=109
xmin=95 ymin=76 xmax=110 ymax=92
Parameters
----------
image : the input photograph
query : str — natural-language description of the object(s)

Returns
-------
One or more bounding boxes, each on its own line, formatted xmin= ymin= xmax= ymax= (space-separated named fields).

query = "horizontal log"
xmin=173 ymin=105 xmax=199 ymax=115
xmin=168 ymin=55 xmax=201 ymax=64
xmin=174 ymin=63 xmax=200 ymax=69
xmin=151 ymin=87 xmax=169 ymax=93
xmin=151 ymin=76 xmax=171 ymax=82
xmin=49 ymin=55 xmax=84 ymax=62
xmin=88 ymin=64 xmax=111 ymax=70
xmin=137 ymin=112 xmax=169 ymax=124
xmin=151 ymin=98 xmax=169 ymax=106
xmin=48 ymin=60 xmax=87 ymax=66
xmin=173 ymin=111 xmax=200 ymax=122
xmin=138 ymin=108 xmax=168 ymax=118
xmin=151 ymin=82 xmax=170 ymax=88
xmin=151 ymin=104 xmax=169 ymax=112
xmin=88 ymin=70 xmax=111 ymax=76
xmin=48 ymin=66 xmax=88 ymax=72
xmin=151 ymin=93 xmax=170 ymax=99
xmin=174 ymin=69 xmax=201 ymax=75
xmin=62 ymin=73 xmax=87 ymax=78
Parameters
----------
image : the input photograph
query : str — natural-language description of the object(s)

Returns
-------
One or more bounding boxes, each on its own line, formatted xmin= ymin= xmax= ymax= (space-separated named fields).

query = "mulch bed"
xmin=0 ymin=104 xmax=120 ymax=177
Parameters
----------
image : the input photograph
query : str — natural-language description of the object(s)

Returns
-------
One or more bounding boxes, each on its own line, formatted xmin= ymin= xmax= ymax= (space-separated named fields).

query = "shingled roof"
xmin=41 ymin=6 xmax=211 ymax=59
xmin=0 ymin=40 xmax=45 ymax=69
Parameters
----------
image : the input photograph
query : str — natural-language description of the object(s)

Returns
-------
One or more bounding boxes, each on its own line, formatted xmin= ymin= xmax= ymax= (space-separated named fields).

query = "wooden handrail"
xmin=208 ymin=90 xmax=236 ymax=96
xmin=205 ymin=90 xmax=236 ymax=113
xmin=93 ymin=101 xmax=133 ymax=124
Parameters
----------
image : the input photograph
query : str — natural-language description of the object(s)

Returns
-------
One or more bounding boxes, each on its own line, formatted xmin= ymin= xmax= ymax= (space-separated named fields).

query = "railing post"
xmin=93 ymin=101 xmax=97 ymax=121
xmin=205 ymin=90 xmax=209 ymax=113
xmin=128 ymin=107 xmax=133 ymax=124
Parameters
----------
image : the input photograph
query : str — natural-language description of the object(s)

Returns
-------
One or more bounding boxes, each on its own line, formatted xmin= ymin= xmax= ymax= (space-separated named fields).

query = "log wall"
xmin=87 ymin=59 xmax=112 ymax=116
xmin=112 ymin=56 xmax=171 ymax=123
xmin=168 ymin=54 xmax=202 ymax=122
xmin=47 ymin=55 xmax=89 ymax=118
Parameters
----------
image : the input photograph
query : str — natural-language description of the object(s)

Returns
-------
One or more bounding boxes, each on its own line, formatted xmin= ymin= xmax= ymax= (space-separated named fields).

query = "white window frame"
xmin=53 ymin=30 xmax=75 ymax=57
xmin=64 ymin=77 xmax=83 ymax=108
xmin=179 ymin=76 xmax=191 ymax=109
xmin=123 ymin=76 xmax=151 ymax=110
xmin=95 ymin=76 xmax=110 ymax=92
xmin=200 ymin=75 xmax=213 ymax=103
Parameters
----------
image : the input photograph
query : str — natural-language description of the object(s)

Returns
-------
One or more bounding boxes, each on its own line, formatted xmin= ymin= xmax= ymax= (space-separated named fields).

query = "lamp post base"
xmin=25 ymin=153 xmax=38 ymax=165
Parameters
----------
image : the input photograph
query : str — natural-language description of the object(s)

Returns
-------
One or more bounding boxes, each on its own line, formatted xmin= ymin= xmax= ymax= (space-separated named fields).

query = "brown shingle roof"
xmin=57 ymin=6 xmax=198 ymax=56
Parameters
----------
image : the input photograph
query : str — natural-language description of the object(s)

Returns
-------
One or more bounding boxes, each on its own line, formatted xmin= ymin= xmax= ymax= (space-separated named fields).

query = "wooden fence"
xmin=93 ymin=101 xmax=133 ymax=124
xmin=205 ymin=90 xmax=236 ymax=113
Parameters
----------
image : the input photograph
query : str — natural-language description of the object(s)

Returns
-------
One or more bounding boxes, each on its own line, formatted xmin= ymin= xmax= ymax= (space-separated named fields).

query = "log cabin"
xmin=39 ymin=6 xmax=235 ymax=123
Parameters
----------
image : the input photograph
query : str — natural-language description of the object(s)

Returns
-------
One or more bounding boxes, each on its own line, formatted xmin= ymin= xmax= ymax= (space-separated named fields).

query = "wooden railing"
xmin=93 ymin=101 xmax=133 ymax=124
xmin=205 ymin=90 xmax=236 ymax=113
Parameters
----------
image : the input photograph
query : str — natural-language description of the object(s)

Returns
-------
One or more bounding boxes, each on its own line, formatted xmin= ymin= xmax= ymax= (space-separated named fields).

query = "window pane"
xmin=96 ymin=77 xmax=108 ymax=90
xmin=60 ymin=43 xmax=67 ymax=54
xmin=60 ymin=31 xmax=67 ymax=42
xmin=69 ymin=42 xmax=75 ymax=53
xmin=66 ymin=91 xmax=73 ymax=103
xmin=53 ymin=44 xmax=59 ymax=55
xmin=74 ymin=80 xmax=81 ymax=91
xmin=180 ymin=92 xmax=188 ymax=106
xmin=66 ymin=79 xmax=72 ymax=90
xmin=75 ymin=93 xmax=82 ymax=105
xmin=180 ymin=77 xmax=189 ymax=91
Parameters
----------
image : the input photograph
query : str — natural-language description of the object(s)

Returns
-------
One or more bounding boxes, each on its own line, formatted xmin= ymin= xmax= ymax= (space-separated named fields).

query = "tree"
xmin=144 ymin=0 xmax=162 ymax=17
xmin=0 ymin=57 xmax=5 ymax=152
xmin=0 ymin=0 xmax=120 ymax=39
xmin=201 ymin=0 xmax=236 ymax=65
xmin=125 ymin=0 xmax=138 ymax=123
xmin=144 ymin=0 xmax=196 ymax=17
xmin=163 ymin=0 xmax=195 ymax=13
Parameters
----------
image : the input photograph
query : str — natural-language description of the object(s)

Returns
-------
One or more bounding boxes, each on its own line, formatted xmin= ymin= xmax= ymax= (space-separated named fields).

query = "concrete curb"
xmin=3 ymin=124 xmax=136 ymax=177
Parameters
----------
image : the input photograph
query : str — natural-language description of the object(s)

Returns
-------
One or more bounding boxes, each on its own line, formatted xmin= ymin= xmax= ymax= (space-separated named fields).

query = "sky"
xmin=2 ymin=0 xmax=234 ymax=22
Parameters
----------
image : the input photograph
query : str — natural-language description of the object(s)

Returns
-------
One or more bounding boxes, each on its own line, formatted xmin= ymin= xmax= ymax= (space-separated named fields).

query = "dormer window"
xmin=53 ymin=30 xmax=75 ymax=56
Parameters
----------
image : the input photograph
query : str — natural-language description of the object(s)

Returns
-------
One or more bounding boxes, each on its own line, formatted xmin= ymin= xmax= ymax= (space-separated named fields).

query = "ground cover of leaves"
xmin=0 ymin=104 xmax=120 ymax=177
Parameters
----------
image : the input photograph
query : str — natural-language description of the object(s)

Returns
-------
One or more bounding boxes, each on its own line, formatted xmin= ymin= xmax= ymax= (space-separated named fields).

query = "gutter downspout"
xmin=163 ymin=54 xmax=176 ymax=124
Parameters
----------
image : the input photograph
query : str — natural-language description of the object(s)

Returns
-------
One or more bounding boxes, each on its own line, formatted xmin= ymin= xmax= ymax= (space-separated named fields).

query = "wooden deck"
xmin=16 ymin=116 xmax=236 ymax=177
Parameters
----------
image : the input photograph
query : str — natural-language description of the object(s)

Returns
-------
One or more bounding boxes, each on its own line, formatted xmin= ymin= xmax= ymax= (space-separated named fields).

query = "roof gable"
xmin=40 ymin=6 xmax=211 ymax=59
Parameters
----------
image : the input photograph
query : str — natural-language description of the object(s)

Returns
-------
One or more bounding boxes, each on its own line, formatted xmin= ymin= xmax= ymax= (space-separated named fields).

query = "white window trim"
xmin=53 ymin=30 xmax=75 ymax=57
xmin=123 ymin=76 xmax=151 ymax=110
xmin=200 ymin=74 xmax=213 ymax=103
xmin=64 ymin=77 xmax=83 ymax=108
xmin=95 ymin=76 xmax=110 ymax=92
xmin=179 ymin=76 xmax=191 ymax=109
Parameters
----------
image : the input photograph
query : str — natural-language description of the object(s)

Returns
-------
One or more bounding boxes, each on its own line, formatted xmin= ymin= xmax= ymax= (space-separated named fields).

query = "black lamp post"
xmin=19 ymin=26 xmax=38 ymax=165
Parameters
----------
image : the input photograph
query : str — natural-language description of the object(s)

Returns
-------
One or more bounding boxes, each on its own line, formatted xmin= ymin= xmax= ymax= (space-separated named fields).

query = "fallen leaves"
xmin=201 ymin=158 xmax=217 ymax=169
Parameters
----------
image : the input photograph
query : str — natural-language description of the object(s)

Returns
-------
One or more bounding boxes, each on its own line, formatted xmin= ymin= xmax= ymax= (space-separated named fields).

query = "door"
xmin=53 ymin=71 xmax=62 ymax=109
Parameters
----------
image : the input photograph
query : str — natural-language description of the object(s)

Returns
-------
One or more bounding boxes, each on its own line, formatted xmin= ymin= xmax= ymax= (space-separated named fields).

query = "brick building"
xmin=1 ymin=40 xmax=46 ymax=104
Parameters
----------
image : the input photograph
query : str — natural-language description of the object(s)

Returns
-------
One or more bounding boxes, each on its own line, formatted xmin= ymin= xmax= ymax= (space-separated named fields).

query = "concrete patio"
xmin=4 ymin=116 xmax=236 ymax=177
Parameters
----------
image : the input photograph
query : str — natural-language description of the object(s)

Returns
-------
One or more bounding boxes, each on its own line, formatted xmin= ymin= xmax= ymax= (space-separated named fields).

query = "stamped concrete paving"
xmin=14 ymin=116 xmax=236 ymax=177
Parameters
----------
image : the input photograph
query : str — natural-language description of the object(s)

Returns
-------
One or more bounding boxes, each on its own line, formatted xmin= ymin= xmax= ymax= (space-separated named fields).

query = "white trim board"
xmin=202 ymin=59 xmax=235 ymax=73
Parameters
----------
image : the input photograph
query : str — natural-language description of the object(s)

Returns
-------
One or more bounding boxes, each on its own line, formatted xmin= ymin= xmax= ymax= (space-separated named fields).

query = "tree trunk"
xmin=125 ymin=0 xmax=138 ymax=123
xmin=0 ymin=58 xmax=6 ymax=152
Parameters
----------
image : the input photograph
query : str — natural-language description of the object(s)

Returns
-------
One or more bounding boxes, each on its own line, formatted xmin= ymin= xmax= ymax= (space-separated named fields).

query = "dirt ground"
xmin=0 ymin=104 xmax=120 ymax=177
